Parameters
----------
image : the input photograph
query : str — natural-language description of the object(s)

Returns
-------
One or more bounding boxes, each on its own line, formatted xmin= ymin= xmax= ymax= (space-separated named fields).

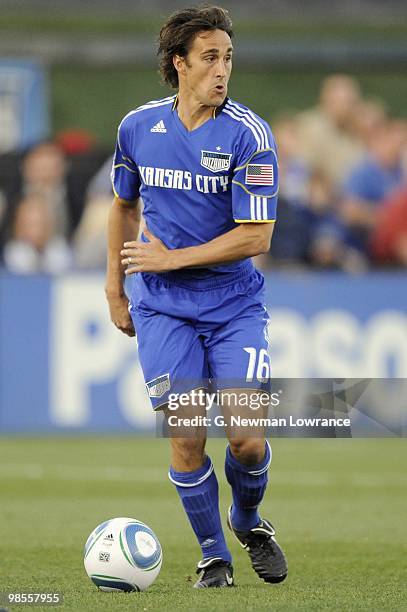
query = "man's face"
xmin=176 ymin=29 xmax=233 ymax=106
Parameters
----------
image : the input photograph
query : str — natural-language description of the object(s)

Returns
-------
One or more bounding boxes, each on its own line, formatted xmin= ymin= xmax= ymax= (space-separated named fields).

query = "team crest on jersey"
xmin=201 ymin=150 xmax=232 ymax=173
xmin=146 ymin=373 xmax=170 ymax=398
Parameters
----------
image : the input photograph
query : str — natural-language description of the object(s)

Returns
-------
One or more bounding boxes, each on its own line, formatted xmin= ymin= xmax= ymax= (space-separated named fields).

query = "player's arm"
xmin=177 ymin=221 xmax=274 ymax=266
xmin=105 ymin=197 xmax=140 ymax=336
xmin=121 ymin=222 xmax=273 ymax=273
xmin=107 ymin=114 xmax=142 ymax=335
xmin=122 ymin=137 xmax=278 ymax=273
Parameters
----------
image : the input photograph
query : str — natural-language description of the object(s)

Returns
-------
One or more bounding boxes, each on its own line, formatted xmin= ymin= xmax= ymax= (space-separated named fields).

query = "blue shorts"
xmin=129 ymin=263 xmax=271 ymax=410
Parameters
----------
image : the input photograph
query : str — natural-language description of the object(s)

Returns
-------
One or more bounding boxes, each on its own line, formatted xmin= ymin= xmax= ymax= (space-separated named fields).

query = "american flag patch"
xmin=245 ymin=164 xmax=274 ymax=186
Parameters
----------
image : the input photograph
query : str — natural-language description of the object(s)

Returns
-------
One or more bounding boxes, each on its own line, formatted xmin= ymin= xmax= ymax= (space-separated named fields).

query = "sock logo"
xmin=201 ymin=538 xmax=216 ymax=548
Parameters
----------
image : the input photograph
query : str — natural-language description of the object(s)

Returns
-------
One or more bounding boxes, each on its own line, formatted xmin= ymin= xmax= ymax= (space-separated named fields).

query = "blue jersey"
xmin=111 ymin=94 xmax=278 ymax=278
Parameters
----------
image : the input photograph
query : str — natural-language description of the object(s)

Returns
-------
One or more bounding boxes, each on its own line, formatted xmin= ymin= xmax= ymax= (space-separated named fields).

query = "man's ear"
xmin=173 ymin=55 xmax=186 ymax=76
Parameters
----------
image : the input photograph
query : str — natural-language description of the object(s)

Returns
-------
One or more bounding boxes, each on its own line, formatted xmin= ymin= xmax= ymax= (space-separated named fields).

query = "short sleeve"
xmin=232 ymin=123 xmax=278 ymax=223
xmin=110 ymin=117 xmax=141 ymax=201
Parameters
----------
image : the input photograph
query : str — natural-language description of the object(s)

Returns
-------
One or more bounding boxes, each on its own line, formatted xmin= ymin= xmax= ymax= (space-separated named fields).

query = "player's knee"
xmin=171 ymin=438 xmax=206 ymax=471
xmin=228 ymin=438 xmax=266 ymax=466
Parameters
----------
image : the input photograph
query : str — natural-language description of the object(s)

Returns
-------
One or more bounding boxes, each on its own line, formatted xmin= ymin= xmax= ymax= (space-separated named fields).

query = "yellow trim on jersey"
xmin=122 ymin=154 xmax=136 ymax=165
xmin=234 ymin=147 xmax=277 ymax=172
xmin=232 ymin=179 xmax=279 ymax=198
xmin=112 ymin=184 xmax=120 ymax=198
xmin=234 ymin=219 xmax=276 ymax=223
xmin=113 ymin=163 xmax=138 ymax=174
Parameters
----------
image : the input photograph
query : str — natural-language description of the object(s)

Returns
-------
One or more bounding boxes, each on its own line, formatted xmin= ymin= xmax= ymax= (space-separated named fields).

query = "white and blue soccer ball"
xmin=84 ymin=517 xmax=162 ymax=592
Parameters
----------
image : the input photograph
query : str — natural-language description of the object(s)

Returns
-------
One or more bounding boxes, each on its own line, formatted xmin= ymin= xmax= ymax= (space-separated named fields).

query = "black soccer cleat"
xmin=193 ymin=557 xmax=234 ymax=588
xmin=227 ymin=506 xmax=288 ymax=584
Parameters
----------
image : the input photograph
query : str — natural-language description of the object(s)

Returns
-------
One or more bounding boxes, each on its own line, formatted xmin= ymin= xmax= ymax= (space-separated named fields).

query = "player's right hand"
xmin=106 ymin=293 xmax=135 ymax=337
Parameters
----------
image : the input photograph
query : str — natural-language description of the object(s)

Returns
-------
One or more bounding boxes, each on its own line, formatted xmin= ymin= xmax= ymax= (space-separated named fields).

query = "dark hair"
xmin=157 ymin=5 xmax=233 ymax=89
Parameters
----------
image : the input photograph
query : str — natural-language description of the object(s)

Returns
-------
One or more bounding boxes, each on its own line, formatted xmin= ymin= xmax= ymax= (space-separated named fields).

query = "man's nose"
xmin=215 ymin=58 xmax=227 ymax=78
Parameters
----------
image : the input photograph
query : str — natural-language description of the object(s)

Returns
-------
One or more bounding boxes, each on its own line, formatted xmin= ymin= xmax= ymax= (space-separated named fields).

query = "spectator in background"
xmin=73 ymin=155 xmax=113 ymax=269
xmin=3 ymin=193 xmax=72 ymax=274
xmin=273 ymin=113 xmax=310 ymax=207
xmin=350 ymin=98 xmax=387 ymax=147
xmin=85 ymin=155 xmax=114 ymax=197
xmin=256 ymin=114 xmax=311 ymax=268
xmin=20 ymin=141 xmax=71 ymax=237
xmin=340 ymin=119 xmax=407 ymax=255
xmin=73 ymin=155 xmax=143 ymax=269
xmin=296 ymin=74 xmax=364 ymax=190
xmin=260 ymin=114 xmax=347 ymax=270
xmin=306 ymin=171 xmax=348 ymax=270
xmin=370 ymin=187 xmax=407 ymax=266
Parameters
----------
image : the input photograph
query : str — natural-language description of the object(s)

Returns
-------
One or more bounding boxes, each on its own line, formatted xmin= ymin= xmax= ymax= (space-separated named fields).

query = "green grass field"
xmin=0 ymin=438 xmax=405 ymax=611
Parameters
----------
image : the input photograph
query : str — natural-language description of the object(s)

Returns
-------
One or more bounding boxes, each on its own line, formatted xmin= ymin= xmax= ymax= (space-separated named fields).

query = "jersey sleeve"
xmin=110 ymin=117 xmax=141 ymax=201
xmin=232 ymin=122 xmax=278 ymax=223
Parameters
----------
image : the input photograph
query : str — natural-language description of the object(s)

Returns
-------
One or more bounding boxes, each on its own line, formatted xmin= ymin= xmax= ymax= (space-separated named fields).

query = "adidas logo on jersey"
xmin=150 ymin=120 xmax=167 ymax=133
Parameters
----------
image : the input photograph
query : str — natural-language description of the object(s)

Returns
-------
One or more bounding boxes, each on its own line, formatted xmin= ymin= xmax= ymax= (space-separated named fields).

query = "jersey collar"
xmin=172 ymin=94 xmax=229 ymax=119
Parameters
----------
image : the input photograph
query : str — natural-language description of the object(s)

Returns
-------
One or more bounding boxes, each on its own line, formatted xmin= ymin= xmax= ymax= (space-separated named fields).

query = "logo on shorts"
xmin=201 ymin=150 xmax=232 ymax=173
xmin=146 ymin=373 xmax=171 ymax=398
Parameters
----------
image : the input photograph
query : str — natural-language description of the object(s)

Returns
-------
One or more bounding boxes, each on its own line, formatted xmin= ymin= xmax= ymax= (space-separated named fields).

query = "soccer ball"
xmin=84 ymin=517 xmax=162 ymax=592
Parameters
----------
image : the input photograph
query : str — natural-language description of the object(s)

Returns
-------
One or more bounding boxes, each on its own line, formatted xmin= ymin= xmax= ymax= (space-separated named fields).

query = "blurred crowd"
xmin=257 ymin=74 xmax=407 ymax=272
xmin=0 ymin=73 xmax=406 ymax=275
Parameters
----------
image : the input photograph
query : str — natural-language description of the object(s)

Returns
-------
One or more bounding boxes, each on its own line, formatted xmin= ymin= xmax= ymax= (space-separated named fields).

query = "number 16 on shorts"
xmin=244 ymin=347 xmax=270 ymax=383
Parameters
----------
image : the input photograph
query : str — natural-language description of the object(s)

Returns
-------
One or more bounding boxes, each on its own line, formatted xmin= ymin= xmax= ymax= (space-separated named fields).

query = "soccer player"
xmin=106 ymin=5 xmax=287 ymax=588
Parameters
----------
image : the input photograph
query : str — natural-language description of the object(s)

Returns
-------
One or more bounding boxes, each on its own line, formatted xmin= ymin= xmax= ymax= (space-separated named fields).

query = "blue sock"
xmin=169 ymin=456 xmax=232 ymax=563
xmin=225 ymin=441 xmax=272 ymax=532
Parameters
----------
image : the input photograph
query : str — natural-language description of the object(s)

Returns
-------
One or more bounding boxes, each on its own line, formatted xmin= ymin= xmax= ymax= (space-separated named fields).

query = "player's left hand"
xmin=121 ymin=228 xmax=176 ymax=274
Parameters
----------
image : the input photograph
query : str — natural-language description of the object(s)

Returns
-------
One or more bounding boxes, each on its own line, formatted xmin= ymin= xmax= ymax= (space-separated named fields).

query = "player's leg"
xmin=204 ymin=291 xmax=274 ymax=533
xmin=166 ymin=401 xmax=233 ymax=588
xmin=203 ymin=273 xmax=287 ymax=583
xmin=221 ymin=399 xmax=270 ymax=532
xmin=129 ymin=275 xmax=232 ymax=587
xmin=220 ymin=392 xmax=287 ymax=584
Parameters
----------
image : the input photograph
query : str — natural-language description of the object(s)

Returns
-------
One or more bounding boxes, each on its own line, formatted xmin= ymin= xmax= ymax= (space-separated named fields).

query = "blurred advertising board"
xmin=0 ymin=60 xmax=50 ymax=153
xmin=0 ymin=272 xmax=406 ymax=434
